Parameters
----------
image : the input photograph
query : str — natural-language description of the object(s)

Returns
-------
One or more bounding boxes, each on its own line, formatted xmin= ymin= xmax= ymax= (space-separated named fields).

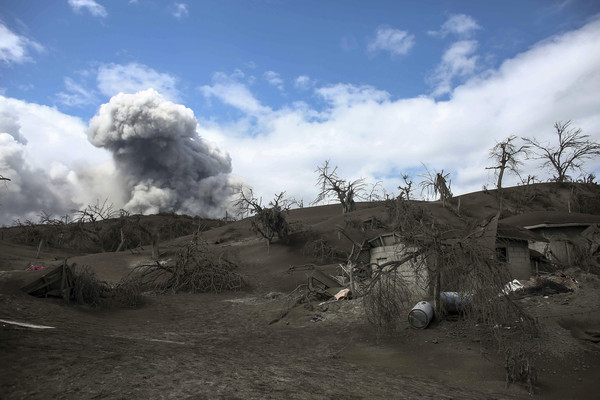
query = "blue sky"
xmin=1 ymin=0 xmax=600 ymax=223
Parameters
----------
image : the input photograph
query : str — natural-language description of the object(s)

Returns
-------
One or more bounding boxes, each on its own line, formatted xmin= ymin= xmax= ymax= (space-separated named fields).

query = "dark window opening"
xmin=496 ymin=247 xmax=508 ymax=262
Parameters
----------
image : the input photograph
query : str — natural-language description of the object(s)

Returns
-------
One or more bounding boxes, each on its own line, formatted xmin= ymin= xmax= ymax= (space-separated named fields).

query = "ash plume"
xmin=0 ymin=132 xmax=78 ymax=225
xmin=87 ymin=89 xmax=236 ymax=217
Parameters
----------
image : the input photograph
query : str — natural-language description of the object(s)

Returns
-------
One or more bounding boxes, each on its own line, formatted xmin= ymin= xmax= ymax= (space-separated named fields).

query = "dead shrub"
xmin=571 ymin=239 xmax=600 ymax=275
xmin=503 ymin=332 xmax=538 ymax=394
xmin=343 ymin=217 xmax=363 ymax=229
xmin=130 ymin=236 xmax=245 ymax=294
xmin=72 ymin=265 xmax=110 ymax=308
xmin=363 ymin=273 xmax=414 ymax=336
xmin=112 ymin=277 xmax=144 ymax=308
xmin=303 ymin=237 xmax=345 ymax=263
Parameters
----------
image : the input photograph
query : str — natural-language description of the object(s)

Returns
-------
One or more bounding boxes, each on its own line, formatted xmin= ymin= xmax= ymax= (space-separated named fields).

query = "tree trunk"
xmin=115 ymin=229 xmax=126 ymax=252
xmin=36 ymin=238 xmax=44 ymax=259
xmin=152 ymin=232 xmax=160 ymax=260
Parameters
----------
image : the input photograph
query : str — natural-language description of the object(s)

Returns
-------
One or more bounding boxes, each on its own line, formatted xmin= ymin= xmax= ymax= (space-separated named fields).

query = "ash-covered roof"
xmin=500 ymin=211 xmax=600 ymax=229
xmin=497 ymin=223 xmax=548 ymax=242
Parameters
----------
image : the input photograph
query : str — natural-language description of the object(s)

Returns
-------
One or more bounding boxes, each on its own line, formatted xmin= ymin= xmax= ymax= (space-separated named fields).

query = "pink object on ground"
xmin=334 ymin=288 xmax=351 ymax=300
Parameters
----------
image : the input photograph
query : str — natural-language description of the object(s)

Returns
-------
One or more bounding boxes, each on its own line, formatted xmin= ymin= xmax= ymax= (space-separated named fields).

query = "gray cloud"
xmin=87 ymin=89 xmax=236 ymax=217
xmin=0 ymin=132 xmax=78 ymax=225
xmin=0 ymin=111 xmax=27 ymax=144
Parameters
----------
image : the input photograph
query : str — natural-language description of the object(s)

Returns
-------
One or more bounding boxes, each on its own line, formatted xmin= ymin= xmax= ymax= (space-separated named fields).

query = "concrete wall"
xmin=503 ymin=239 xmax=532 ymax=279
xmin=370 ymin=244 xmax=429 ymax=297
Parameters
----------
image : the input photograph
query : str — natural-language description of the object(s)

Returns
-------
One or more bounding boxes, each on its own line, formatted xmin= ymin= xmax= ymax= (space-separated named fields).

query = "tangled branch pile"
xmin=362 ymin=272 xmax=416 ymax=335
xmin=130 ymin=237 xmax=245 ymax=294
xmin=70 ymin=264 xmax=142 ymax=309
xmin=72 ymin=265 xmax=109 ymax=308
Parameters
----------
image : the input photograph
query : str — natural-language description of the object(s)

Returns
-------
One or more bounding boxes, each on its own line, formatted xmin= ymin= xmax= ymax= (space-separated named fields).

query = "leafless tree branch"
xmin=523 ymin=121 xmax=600 ymax=183
xmin=312 ymin=160 xmax=366 ymax=213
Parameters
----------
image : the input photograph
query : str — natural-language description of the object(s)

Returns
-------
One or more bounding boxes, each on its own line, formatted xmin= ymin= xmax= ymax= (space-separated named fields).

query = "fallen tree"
xmin=126 ymin=235 xmax=245 ymax=294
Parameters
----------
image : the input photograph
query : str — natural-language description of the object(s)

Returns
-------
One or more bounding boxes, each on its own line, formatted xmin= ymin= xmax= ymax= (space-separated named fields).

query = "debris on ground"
xmin=310 ymin=315 xmax=325 ymax=323
xmin=334 ymin=288 xmax=351 ymax=300
xmin=319 ymin=288 xmax=352 ymax=306
xmin=21 ymin=261 xmax=74 ymax=301
xmin=0 ymin=319 xmax=55 ymax=329
xmin=502 ymin=279 xmax=525 ymax=295
xmin=523 ymin=272 xmax=580 ymax=296
xmin=25 ymin=265 xmax=45 ymax=271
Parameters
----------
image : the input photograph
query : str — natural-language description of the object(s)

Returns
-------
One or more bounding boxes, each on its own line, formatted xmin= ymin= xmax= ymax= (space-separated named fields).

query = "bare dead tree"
xmin=523 ymin=121 xmax=600 ymax=183
xmin=73 ymin=198 xmax=116 ymax=223
xmin=419 ymin=164 xmax=452 ymax=207
xmin=486 ymin=135 xmax=529 ymax=190
xmin=397 ymin=173 xmax=414 ymax=200
xmin=0 ymin=175 xmax=10 ymax=181
xmin=366 ymin=181 xmax=383 ymax=201
xmin=234 ymin=186 xmax=292 ymax=243
xmin=520 ymin=175 xmax=539 ymax=185
xmin=313 ymin=160 xmax=366 ymax=213
xmin=70 ymin=199 xmax=118 ymax=252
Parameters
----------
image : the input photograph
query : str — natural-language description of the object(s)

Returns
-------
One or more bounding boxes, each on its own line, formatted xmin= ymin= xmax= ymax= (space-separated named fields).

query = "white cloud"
xmin=97 ymin=62 xmax=180 ymax=101
xmin=68 ymin=0 xmax=108 ymax=18
xmin=429 ymin=14 xmax=481 ymax=37
xmin=294 ymin=75 xmax=314 ymax=90
xmin=0 ymin=95 xmax=107 ymax=168
xmin=341 ymin=35 xmax=358 ymax=51
xmin=56 ymin=77 xmax=97 ymax=106
xmin=171 ymin=3 xmax=189 ymax=19
xmin=428 ymin=40 xmax=479 ymax=97
xmin=264 ymin=71 xmax=284 ymax=91
xmin=0 ymin=23 xmax=43 ymax=64
xmin=316 ymin=84 xmax=390 ymax=108
xmin=3 ymin=16 xmax=600 ymax=224
xmin=197 ymin=17 xmax=600 ymax=206
xmin=367 ymin=27 xmax=415 ymax=56
xmin=200 ymin=71 xmax=270 ymax=115
xmin=0 ymin=95 xmax=112 ymax=224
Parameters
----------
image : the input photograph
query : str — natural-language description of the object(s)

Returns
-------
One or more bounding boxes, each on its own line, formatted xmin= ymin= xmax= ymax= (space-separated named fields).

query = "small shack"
xmin=496 ymin=223 xmax=549 ymax=279
xmin=354 ymin=222 xmax=548 ymax=290
xmin=501 ymin=211 xmax=600 ymax=267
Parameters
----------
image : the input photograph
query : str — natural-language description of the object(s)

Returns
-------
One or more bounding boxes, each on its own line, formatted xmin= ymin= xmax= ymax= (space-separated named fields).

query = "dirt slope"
xmin=1 ymin=182 xmax=600 ymax=399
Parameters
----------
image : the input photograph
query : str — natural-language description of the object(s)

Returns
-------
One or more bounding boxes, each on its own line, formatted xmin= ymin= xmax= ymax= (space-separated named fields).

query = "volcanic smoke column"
xmin=87 ymin=89 xmax=235 ymax=217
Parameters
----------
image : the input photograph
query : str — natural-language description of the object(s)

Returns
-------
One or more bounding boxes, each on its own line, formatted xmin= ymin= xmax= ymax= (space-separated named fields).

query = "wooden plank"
xmin=310 ymin=269 xmax=340 ymax=289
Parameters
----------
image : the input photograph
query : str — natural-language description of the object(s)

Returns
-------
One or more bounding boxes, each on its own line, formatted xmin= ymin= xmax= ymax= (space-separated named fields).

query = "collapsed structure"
xmin=348 ymin=211 xmax=600 ymax=301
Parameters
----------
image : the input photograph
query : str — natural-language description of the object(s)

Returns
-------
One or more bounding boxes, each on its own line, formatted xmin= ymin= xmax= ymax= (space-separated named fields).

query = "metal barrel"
xmin=408 ymin=301 xmax=434 ymax=329
xmin=440 ymin=292 xmax=472 ymax=314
